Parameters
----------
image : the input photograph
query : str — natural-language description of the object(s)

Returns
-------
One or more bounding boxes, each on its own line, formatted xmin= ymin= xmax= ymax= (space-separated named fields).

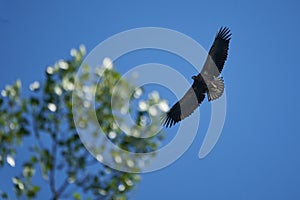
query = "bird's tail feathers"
xmin=207 ymin=77 xmax=224 ymax=101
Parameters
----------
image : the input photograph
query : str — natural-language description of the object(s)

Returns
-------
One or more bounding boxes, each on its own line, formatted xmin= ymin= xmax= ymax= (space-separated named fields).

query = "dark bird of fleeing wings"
xmin=162 ymin=27 xmax=231 ymax=128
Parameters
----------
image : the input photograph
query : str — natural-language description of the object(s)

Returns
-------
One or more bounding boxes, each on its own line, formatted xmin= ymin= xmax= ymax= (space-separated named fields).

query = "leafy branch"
xmin=0 ymin=45 xmax=168 ymax=200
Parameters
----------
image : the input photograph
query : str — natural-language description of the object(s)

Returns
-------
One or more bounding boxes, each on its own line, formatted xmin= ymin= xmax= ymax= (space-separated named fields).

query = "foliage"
xmin=0 ymin=46 xmax=167 ymax=199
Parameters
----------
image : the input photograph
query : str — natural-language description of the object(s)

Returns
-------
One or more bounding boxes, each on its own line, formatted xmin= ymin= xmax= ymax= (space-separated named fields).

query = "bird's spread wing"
xmin=162 ymin=82 xmax=206 ymax=127
xmin=201 ymin=27 xmax=231 ymax=77
xmin=162 ymin=27 xmax=231 ymax=128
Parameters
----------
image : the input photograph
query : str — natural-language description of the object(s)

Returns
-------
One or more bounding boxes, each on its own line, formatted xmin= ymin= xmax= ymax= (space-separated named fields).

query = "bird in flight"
xmin=162 ymin=27 xmax=231 ymax=128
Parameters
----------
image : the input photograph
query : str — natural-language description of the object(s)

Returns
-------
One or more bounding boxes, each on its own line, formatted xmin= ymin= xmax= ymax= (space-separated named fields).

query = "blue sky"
xmin=1 ymin=0 xmax=300 ymax=199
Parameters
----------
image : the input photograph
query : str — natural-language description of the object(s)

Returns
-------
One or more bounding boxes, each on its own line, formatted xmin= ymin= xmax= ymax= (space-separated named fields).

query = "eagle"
xmin=162 ymin=27 xmax=231 ymax=128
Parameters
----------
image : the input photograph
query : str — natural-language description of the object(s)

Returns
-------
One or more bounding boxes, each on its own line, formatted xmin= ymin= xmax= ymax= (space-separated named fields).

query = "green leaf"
xmin=73 ymin=192 xmax=82 ymax=200
xmin=30 ymin=156 xmax=37 ymax=163
xmin=29 ymin=97 xmax=39 ymax=106
xmin=26 ymin=186 xmax=40 ymax=198
xmin=23 ymin=164 xmax=35 ymax=178
xmin=0 ymin=189 xmax=8 ymax=199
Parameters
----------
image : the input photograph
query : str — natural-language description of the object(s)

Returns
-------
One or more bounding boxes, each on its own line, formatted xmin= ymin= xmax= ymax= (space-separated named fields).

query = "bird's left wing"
xmin=162 ymin=83 xmax=206 ymax=127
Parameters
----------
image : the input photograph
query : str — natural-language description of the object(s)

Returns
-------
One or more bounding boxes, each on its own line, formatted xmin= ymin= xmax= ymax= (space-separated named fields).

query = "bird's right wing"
xmin=201 ymin=27 xmax=231 ymax=77
xmin=162 ymin=84 xmax=206 ymax=128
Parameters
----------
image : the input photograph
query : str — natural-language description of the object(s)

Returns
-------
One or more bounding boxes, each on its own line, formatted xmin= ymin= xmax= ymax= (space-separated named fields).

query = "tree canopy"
xmin=0 ymin=46 xmax=167 ymax=200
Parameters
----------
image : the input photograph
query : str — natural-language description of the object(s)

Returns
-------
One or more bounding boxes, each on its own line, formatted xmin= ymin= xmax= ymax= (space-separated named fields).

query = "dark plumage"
xmin=162 ymin=27 xmax=231 ymax=128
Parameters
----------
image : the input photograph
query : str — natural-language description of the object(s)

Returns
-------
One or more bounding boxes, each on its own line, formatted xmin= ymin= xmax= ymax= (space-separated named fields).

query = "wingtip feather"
xmin=217 ymin=27 xmax=231 ymax=41
xmin=161 ymin=112 xmax=177 ymax=128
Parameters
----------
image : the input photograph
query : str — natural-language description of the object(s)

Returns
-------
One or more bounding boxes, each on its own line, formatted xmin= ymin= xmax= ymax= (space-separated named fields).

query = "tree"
xmin=0 ymin=45 xmax=167 ymax=199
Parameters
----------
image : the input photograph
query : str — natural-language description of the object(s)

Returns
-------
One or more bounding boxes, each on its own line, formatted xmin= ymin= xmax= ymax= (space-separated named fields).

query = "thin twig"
xmin=49 ymin=108 xmax=60 ymax=197
xmin=32 ymin=109 xmax=45 ymax=149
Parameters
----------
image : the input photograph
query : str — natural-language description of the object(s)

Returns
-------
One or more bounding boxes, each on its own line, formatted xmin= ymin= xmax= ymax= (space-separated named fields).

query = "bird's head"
xmin=192 ymin=75 xmax=197 ymax=80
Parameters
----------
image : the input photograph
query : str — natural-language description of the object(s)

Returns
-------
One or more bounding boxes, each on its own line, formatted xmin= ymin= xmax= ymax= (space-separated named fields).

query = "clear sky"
xmin=1 ymin=0 xmax=300 ymax=199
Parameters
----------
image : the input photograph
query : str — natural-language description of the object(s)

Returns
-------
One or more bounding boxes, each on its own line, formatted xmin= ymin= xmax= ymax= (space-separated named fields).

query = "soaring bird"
xmin=162 ymin=27 xmax=231 ymax=128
